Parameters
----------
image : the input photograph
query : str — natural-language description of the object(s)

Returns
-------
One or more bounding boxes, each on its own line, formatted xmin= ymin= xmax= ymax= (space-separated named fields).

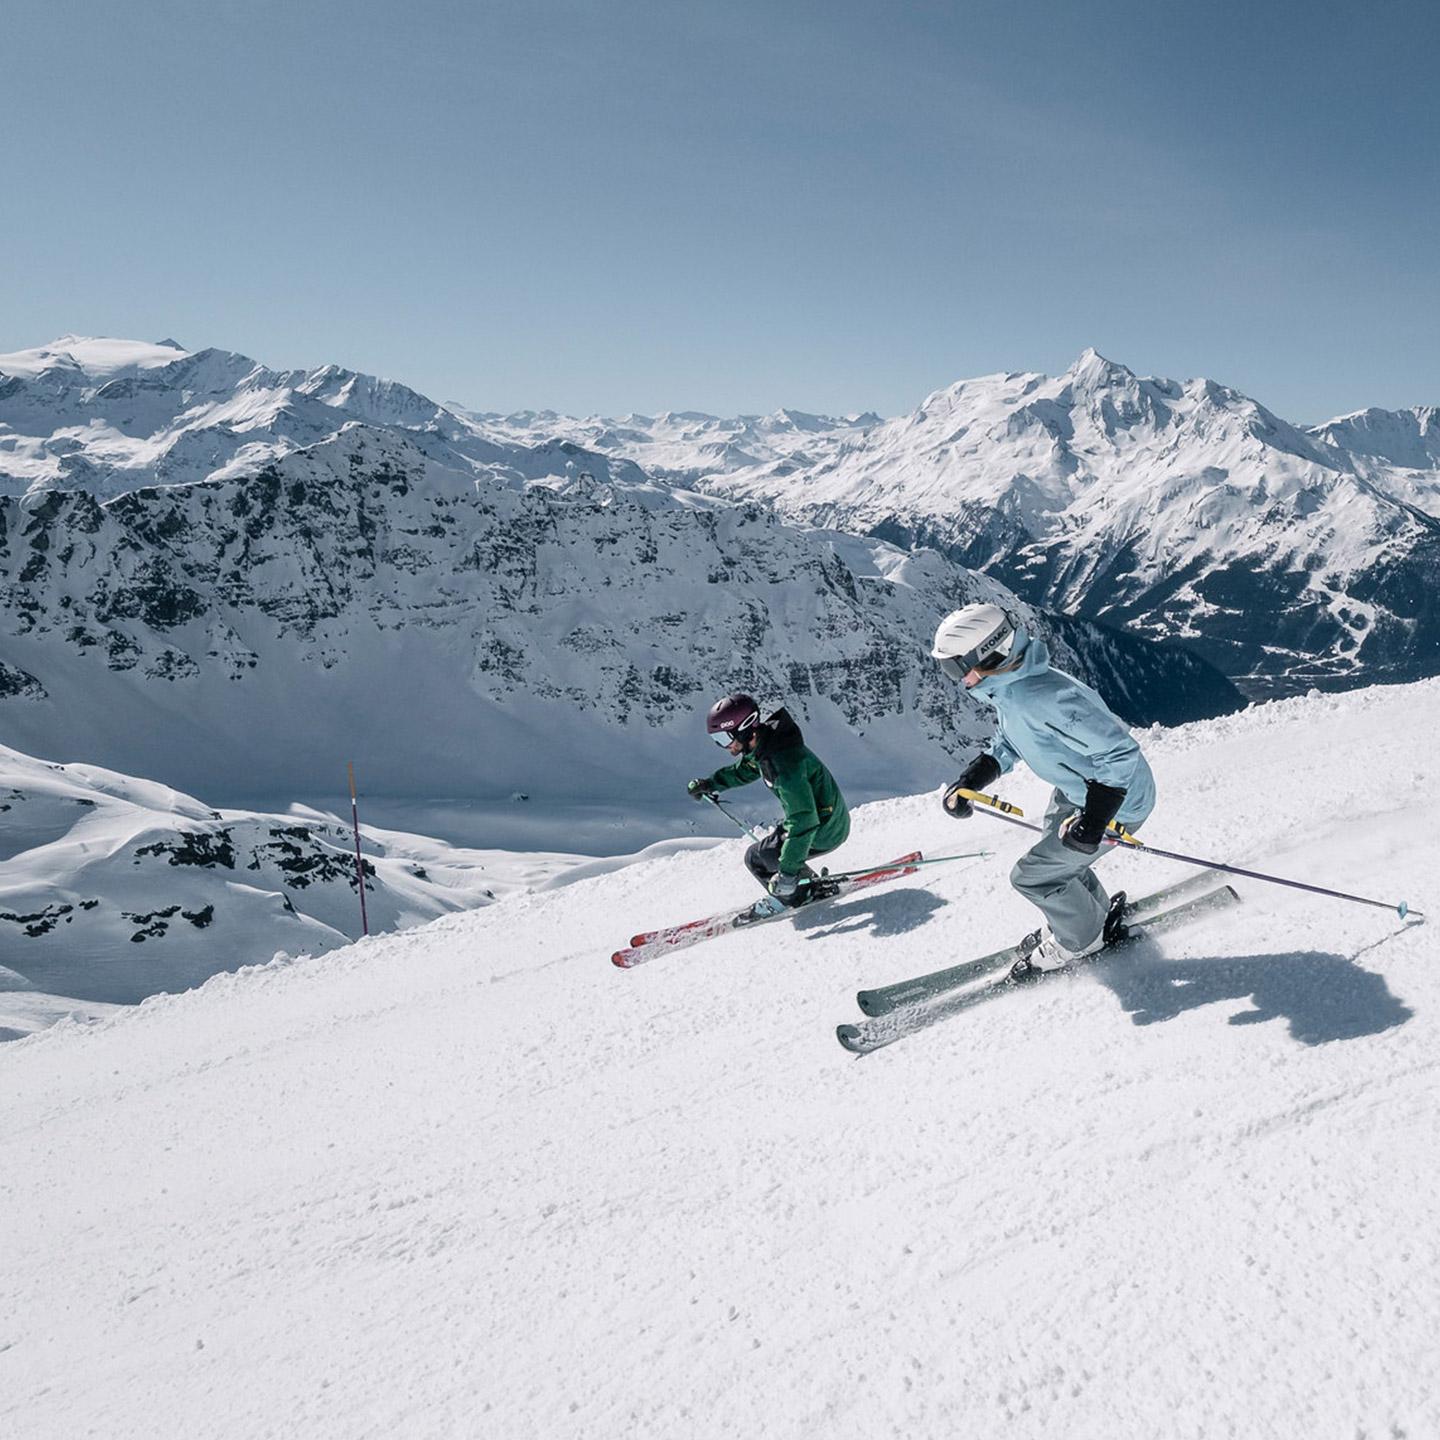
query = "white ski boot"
xmin=1009 ymin=892 xmax=1130 ymax=982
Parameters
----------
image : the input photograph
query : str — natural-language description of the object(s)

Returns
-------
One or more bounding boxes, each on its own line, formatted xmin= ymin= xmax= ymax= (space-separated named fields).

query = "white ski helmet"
xmin=931 ymin=603 xmax=1019 ymax=683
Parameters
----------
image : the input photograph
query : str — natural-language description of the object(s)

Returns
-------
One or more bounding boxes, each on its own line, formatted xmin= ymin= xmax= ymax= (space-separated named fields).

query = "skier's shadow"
xmin=1090 ymin=943 xmax=1413 ymax=1045
xmin=794 ymin=886 xmax=947 ymax=942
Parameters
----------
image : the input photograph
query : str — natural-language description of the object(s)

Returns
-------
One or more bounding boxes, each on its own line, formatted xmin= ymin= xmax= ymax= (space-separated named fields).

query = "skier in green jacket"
xmin=687 ymin=693 xmax=851 ymax=906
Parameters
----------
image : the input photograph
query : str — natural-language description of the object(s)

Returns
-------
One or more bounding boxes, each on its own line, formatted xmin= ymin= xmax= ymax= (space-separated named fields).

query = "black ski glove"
xmin=1061 ymin=781 xmax=1127 ymax=854
xmin=942 ymin=753 xmax=1002 ymax=818
xmin=687 ymin=777 xmax=718 ymax=802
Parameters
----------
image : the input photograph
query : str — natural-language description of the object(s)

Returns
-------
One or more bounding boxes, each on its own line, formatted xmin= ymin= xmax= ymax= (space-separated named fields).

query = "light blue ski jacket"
xmin=971 ymin=634 xmax=1156 ymax=828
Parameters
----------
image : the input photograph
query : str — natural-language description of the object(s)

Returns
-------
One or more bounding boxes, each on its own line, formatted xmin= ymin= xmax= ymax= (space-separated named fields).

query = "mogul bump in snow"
xmin=688 ymin=694 xmax=851 ymax=907
xmin=932 ymin=604 xmax=1156 ymax=976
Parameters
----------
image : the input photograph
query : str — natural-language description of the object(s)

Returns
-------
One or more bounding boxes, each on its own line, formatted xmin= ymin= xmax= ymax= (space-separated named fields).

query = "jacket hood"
xmin=759 ymin=707 xmax=804 ymax=752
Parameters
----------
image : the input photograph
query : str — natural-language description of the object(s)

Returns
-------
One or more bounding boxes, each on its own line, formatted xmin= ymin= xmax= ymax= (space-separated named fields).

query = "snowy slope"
xmin=1307 ymin=405 xmax=1440 ymax=513
xmin=0 ymin=336 xmax=192 ymax=380
xmin=2 ymin=680 xmax=1435 ymax=1438
xmin=0 ymin=741 xmax=582 ymax=1040
xmin=1309 ymin=404 xmax=1440 ymax=471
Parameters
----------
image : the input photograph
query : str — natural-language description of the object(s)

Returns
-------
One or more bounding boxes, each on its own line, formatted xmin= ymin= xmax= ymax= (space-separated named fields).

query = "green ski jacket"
xmin=704 ymin=708 xmax=850 ymax=874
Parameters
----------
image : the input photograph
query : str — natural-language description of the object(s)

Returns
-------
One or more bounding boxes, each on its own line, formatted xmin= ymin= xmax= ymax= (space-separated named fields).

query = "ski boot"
xmin=1009 ymin=892 xmax=1129 ymax=982
xmin=784 ymin=862 xmax=843 ymax=908
xmin=1101 ymin=889 xmax=1132 ymax=946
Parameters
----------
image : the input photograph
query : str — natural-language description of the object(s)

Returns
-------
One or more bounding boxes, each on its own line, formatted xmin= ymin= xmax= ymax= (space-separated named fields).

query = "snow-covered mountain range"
xmin=0 ymin=338 xmax=1240 ymax=823
xmin=469 ymin=351 xmax=1440 ymax=697
xmin=0 ymin=335 xmax=650 ymax=501
xmin=464 ymin=402 xmax=882 ymax=486
xmin=4 ymin=676 xmax=1435 ymax=1438
xmin=1311 ymin=404 xmax=1440 ymax=472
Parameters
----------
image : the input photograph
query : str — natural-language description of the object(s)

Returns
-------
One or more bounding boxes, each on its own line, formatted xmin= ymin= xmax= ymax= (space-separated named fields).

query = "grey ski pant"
xmin=1010 ymin=789 xmax=1115 ymax=951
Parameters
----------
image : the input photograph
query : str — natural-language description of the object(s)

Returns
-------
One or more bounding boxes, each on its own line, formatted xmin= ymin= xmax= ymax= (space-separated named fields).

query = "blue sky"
xmin=4 ymin=0 xmax=1437 ymax=420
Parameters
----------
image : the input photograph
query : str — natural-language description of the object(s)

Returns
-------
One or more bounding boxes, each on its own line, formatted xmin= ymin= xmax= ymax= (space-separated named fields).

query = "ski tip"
xmin=611 ymin=950 xmax=636 ymax=969
xmin=855 ymin=988 xmax=914 ymax=1017
xmin=835 ymin=1023 xmax=865 ymax=1053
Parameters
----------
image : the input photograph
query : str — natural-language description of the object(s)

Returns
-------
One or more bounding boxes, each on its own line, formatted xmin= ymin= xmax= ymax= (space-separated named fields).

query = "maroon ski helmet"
xmin=706 ymin=693 xmax=761 ymax=741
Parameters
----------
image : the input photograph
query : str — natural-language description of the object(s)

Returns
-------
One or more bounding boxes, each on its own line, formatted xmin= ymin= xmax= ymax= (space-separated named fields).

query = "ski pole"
xmin=819 ymin=850 xmax=992 ymax=883
xmin=703 ymin=793 xmax=809 ymax=899
xmin=957 ymin=788 xmax=1424 ymax=920
xmin=703 ymin=792 xmax=770 ymax=843
xmin=904 ymin=851 xmax=995 ymax=869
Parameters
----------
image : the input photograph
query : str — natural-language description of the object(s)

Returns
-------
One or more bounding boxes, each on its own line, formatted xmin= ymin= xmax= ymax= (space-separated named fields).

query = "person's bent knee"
xmin=1010 ymin=859 xmax=1039 ymax=893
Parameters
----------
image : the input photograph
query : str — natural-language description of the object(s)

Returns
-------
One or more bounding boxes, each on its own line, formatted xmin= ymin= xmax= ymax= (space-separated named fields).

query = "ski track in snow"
xmin=2 ymin=682 xmax=1438 ymax=1439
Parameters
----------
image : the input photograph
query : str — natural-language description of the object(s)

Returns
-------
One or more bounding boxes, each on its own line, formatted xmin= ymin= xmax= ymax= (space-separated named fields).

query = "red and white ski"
xmin=612 ymin=852 xmax=923 ymax=969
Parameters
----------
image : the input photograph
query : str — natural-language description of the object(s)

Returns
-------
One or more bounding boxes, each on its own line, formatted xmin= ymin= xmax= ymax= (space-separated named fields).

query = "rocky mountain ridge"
xmin=470 ymin=351 xmax=1440 ymax=697
xmin=0 ymin=415 xmax=1238 ymax=817
xmin=0 ymin=336 xmax=1253 ymax=844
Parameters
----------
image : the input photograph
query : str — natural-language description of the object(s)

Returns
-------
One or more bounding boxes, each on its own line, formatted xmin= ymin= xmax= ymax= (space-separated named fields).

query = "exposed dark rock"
xmin=0 ymin=661 xmax=47 ymax=700
xmin=1 ymin=903 xmax=76 ymax=938
xmin=135 ymin=831 xmax=237 ymax=868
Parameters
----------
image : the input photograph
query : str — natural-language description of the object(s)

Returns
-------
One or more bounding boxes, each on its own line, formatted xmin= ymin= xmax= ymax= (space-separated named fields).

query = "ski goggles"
xmin=935 ymin=647 xmax=1009 ymax=684
xmin=710 ymin=708 xmax=760 ymax=746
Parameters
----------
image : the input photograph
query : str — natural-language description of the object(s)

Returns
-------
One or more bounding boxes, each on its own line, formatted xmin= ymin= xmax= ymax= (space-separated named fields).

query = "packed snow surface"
xmin=3 ymin=681 xmax=1437 ymax=1438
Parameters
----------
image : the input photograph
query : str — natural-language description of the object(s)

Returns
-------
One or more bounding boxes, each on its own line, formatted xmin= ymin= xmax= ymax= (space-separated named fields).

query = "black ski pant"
xmin=744 ymin=824 xmax=833 ymax=891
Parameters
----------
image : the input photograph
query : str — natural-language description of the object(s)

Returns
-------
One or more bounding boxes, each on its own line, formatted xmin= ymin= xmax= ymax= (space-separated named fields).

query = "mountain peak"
xmin=1065 ymin=347 xmax=1135 ymax=389
xmin=1308 ymin=404 xmax=1440 ymax=469
xmin=0 ymin=335 xmax=195 ymax=380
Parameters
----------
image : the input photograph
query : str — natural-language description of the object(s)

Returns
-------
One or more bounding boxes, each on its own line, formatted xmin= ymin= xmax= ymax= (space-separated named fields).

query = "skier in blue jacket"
xmin=931 ymin=603 xmax=1156 ymax=977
